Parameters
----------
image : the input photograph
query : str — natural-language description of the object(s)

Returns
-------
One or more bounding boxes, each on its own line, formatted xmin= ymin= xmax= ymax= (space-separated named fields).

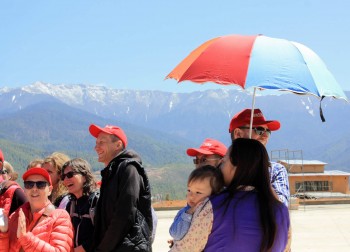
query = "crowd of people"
xmin=0 ymin=107 xmax=291 ymax=251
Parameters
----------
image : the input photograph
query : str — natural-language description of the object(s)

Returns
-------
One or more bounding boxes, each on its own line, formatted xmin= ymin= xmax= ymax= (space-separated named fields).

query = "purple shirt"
xmin=205 ymin=191 xmax=289 ymax=251
xmin=170 ymin=190 xmax=290 ymax=252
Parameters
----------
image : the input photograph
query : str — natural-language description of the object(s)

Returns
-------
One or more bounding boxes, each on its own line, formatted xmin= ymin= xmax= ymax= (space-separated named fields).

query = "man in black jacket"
xmin=89 ymin=124 xmax=153 ymax=252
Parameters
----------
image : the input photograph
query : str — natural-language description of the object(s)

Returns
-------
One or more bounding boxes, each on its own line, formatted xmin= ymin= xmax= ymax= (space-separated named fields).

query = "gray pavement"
xmin=152 ymin=204 xmax=350 ymax=252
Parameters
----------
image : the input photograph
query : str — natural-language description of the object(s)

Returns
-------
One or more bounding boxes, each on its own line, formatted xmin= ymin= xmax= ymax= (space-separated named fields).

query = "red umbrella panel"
xmin=166 ymin=34 xmax=348 ymax=133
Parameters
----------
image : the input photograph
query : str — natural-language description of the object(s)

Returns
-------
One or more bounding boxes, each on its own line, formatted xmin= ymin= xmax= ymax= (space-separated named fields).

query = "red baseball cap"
xmin=23 ymin=167 xmax=52 ymax=185
xmin=89 ymin=124 xmax=128 ymax=148
xmin=187 ymin=138 xmax=227 ymax=157
xmin=0 ymin=149 xmax=4 ymax=162
xmin=229 ymin=108 xmax=280 ymax=133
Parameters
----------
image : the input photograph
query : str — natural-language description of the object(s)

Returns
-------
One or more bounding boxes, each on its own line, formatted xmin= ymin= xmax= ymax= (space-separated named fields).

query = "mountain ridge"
xmin=1 ymin=82 xmax=349 ymax=172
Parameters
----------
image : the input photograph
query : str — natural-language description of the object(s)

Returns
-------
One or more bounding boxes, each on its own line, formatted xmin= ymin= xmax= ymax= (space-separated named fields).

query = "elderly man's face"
xmin=233 ymin=124 xmax=271 ymax=146
xmin=94 ymin=132 xmax=122 ymax=166
xmin=193 ymin=154 xmax=222 ymax=169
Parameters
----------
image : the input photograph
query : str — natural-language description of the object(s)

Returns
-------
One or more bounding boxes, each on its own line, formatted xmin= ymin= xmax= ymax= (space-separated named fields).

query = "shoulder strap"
xmin=88 ymin=191 xmax=99 ymax=225
xmin=89 ymin=190 xmax=99 ymax=205
xmin=0 ymin=181 xmax=20 ymax=195
xmin=69 ymin=199 xmax=76 ymax=217
xmin=69 ymin=194 xmax=98 ymax=225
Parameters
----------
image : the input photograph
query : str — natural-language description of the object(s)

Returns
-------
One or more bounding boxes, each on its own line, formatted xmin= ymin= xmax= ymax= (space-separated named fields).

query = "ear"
xmin=48 ymin=185 xmax=53 ymax=196
xmin=116 ymin=140 xmax=123 ymax=150
xmin=233 ymin=128 xmax=242 ymax=139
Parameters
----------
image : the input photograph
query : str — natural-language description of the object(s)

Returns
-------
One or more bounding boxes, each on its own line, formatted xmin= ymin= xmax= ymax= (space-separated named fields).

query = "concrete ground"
xmin=152 ymin=204 xmax=350 ymax=252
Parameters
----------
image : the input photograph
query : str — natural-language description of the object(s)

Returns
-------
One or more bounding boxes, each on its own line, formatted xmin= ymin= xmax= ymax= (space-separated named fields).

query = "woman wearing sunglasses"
xmin=0 ymin=167 xmax=74 ymax=252
xmin=61 ymin=158 xmax=99 ymax=252
xmin=0 ymin=160 xmax=27 ymax=215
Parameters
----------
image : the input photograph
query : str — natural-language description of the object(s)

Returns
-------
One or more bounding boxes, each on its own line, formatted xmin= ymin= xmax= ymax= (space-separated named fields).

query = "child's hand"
xmin=186 ymin=206 xmax=196 ymax=215
xmin=74 ymin=245 xmax=86 ymax=252
xmin=186 ymin=200 xmax=204 ymax=215
xmin=167 ymin=239 xmax=174 ymax=248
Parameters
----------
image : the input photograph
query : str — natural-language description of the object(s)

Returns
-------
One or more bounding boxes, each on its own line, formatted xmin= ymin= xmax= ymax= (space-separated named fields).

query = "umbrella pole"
xmin=249 ymin=88 xmax=257 ymax=139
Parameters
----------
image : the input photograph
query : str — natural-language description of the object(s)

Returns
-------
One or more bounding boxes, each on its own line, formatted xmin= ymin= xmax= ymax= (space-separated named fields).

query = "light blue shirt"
xmin=169 ymin=205 xmax=193 ymax=240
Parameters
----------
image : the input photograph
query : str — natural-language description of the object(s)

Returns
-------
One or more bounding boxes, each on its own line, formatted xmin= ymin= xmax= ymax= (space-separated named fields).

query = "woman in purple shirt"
xmin=170 ymin=138 xmax=290 ymax=252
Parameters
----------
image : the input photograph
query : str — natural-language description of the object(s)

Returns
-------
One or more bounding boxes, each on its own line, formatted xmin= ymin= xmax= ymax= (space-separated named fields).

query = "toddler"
xmin=169 ymin=165 xmax=223 ymax=244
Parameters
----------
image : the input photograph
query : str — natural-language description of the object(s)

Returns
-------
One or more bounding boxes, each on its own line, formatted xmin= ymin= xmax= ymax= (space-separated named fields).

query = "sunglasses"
xmin=239 ymin=126 xmax=271 ymax=136
xmin=193 ymin=157 xmax=220 ymax=165
xmin=24 ymin=181 xmax=48 ymax=189
xmin=0 ymin=170 xmax=7 ymax=175
xmin=61 ymin=171 xmax=79 ymax=180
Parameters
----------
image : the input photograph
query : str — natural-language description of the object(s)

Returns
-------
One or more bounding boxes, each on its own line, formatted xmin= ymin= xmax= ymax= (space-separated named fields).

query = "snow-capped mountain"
xmin=0 ymin=82 xmax=350 ymax=169
xmin=0 ymin=81 xmax=330 ymax=122
xmin=1 ymin=81 xmax=249 ymax=120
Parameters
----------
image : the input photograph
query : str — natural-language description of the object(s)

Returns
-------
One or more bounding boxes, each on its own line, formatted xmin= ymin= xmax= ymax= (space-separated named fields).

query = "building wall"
xmin=279 ymin=161 xmax=325 ymax=173
xmin=289 ymin=175 xmax=349 ymax=194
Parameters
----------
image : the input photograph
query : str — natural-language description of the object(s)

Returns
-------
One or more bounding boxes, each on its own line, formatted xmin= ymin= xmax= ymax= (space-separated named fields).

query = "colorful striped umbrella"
xmin=166 ymin=34 xmax=348 ymax=132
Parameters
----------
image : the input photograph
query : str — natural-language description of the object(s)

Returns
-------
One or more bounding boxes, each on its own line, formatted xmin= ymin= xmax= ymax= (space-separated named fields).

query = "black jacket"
xmin=66 ymin=191 xmax=99 ymax=251
xmin=92 ymin=150 xmax=153 ymax=252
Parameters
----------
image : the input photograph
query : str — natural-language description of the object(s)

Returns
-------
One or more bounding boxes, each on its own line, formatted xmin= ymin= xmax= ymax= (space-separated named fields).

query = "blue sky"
xmin=1 ymin=1 xmax=349 ymax=93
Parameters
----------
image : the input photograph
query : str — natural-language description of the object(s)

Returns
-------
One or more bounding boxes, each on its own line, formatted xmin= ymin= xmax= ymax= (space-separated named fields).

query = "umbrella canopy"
xmin=166 ymin=34 xmax=348 ymax=133
xmin=166 ymin=34 xmax=348 ymax=101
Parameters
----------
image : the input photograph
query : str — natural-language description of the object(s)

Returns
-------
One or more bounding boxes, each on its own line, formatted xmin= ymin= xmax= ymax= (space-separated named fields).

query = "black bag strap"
xmin=319 ymin=96 xmax=326 ymax=122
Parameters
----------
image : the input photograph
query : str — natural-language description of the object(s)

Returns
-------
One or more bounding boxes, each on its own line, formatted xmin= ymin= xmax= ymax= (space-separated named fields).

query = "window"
xmin=295 ymin=181 xmax=332 ymax=192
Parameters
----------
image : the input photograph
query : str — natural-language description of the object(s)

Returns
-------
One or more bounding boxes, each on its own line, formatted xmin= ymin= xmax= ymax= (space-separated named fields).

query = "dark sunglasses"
xmin=24 ymin=181 xmax=48 ymax=189
xmin=193 ymin=157 xmax=220 ymax=165
xmin=0 ymin=169 xmax=7 ymax=175
xmin=61 ymin=171 xmax=79 ymax=180
xmin=239 ymin=126 xmax=271 ymax=136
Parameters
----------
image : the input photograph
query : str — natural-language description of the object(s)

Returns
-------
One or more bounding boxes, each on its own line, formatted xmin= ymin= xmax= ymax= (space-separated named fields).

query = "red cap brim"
xmin=89 ymin=124 xmax=104 ymax=138
xmin=186 ymin=148 xmax=215 ymax=157
xmin=263 ymin=120 xmax=280 ymax=131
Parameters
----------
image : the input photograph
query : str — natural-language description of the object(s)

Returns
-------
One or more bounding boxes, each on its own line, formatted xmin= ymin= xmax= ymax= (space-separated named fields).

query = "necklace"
xmin=237 ymin=185 xmax=255 ymax=191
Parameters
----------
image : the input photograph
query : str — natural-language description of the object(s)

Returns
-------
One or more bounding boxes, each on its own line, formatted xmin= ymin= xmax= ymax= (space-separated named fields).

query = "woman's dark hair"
xmin=62 ymin=158 xmax=97 ymax=196
xmin=188 ymin=165 xmax=224 ymax=194
xmin=225 ymin=138 xmax=280 ymax=251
